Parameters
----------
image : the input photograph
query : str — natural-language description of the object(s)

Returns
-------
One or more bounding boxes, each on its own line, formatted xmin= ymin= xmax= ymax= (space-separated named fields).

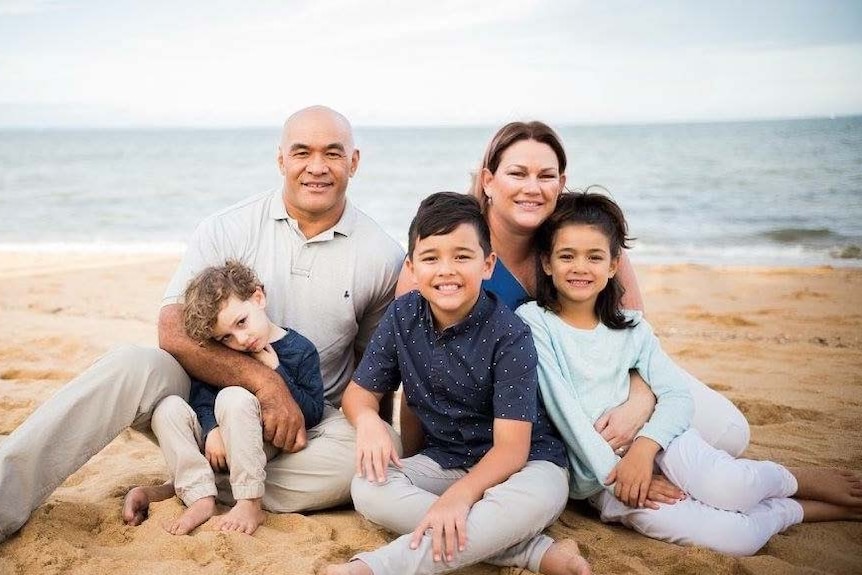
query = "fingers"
xmin=262 ymin=414 xmax=276 ymax=444
xmin=389 ymin=449 xmax=403 ymax=469
xmin=292 ymin=426 xmax=308 ymax=452
xmin=271 ymin=421 xmax=288 ymax=450
xmin=443 ymin=517 xmax=457 ymax=562
xmin=409 ymin=520 xmax=429 ymax=551
xmin=594 ymin=413 xmax=610 ymax=433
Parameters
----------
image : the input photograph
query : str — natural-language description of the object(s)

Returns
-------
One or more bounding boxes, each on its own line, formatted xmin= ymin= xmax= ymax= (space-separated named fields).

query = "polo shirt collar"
xmin=269 ymin=188 xmax=357 ymax=239
xmin=420 ymin=289 xmax=496 ymax=337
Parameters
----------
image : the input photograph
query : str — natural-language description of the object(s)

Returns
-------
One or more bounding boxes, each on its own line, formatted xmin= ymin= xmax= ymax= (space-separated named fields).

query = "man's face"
xmin=277 ymin=108 xmax=359 ymax=224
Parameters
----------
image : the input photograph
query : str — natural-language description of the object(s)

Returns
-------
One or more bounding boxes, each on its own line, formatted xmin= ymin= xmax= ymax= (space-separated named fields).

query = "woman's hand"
xmin=595 ymin=371 xmax=655 ymax=452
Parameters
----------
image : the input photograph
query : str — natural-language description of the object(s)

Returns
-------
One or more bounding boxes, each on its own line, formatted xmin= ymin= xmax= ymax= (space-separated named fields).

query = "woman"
xmin=396 ymin=121 xmax=750 ymax=461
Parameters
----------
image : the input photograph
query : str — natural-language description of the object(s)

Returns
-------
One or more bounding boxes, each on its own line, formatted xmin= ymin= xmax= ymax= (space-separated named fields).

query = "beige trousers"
xmin=0 ymin=345 xmax=368 ymax=541
xmin=352 ymin=455 xmax=569 ymax=575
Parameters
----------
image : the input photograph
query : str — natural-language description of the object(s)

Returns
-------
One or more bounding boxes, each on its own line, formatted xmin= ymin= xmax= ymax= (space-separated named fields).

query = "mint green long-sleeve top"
xmin=516 ymin=302 xmax=695 ymax=499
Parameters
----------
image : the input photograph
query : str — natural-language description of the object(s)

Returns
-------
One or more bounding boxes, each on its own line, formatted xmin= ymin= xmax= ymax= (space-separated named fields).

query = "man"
xmin=0 ymin=106 xmax=405 ymax=541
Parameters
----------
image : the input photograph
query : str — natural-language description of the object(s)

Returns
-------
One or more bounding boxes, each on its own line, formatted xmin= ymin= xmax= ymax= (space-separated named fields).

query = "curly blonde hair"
xmin=182 ymin=260 xmax=263 ymax=343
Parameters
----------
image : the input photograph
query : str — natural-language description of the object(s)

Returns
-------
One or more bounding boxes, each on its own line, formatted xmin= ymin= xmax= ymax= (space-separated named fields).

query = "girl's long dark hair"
xmin=534 ymin=187 xmax=636 ymax=330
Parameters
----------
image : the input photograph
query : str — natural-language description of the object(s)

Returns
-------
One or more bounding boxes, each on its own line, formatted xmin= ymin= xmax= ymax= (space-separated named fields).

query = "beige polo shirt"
xmin=163 ymin=189 xmax=405 ymax=404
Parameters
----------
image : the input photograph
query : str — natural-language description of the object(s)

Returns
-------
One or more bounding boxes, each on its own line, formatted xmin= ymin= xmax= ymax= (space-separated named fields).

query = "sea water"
xmin=1 ymin=117 xmax=860 ymax=266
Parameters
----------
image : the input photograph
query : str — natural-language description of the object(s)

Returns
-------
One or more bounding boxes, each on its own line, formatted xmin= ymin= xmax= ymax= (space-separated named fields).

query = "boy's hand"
xmin=355 ymin=412 xmax=401 ymax=483
xmin=252 ymin=344 xmax=279 ymax=369
xmin=409 ymin=490 xmax=472 ymax=563
xmin=205 ymin=427 xmax=228 ymax=472
xmin=605 ymin=437 xmax=660 ymax=508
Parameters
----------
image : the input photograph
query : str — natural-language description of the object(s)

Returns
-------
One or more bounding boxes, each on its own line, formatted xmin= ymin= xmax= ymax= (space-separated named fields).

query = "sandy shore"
xmin=0 ymin=253 xmax=860 ymax=574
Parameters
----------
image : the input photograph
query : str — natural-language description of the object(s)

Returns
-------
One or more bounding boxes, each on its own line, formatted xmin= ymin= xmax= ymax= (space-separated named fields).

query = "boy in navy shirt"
xmin=132 ymin=260 xmax=323 ymax=536
xmin=327 ymin=193 xmax=589 ymax=575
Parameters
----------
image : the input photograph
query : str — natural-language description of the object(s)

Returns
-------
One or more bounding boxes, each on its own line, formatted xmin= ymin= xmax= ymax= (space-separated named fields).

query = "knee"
xmin=214 ymin=386 xmax=259 ymax=420
xmin=350 ymin=475 xmax=395 ymax=525
xmin=151 ymin=395 xmax=192 ymax=431
xmin=714 ymin=417 xmax=751 ymax=458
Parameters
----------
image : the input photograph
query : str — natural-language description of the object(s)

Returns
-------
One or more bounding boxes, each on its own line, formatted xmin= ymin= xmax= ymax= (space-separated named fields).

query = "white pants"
xmin=0 ymin=345 xmax=367 ymax=541
xmin=352 ymin=455 xmax=569 ymax=574
xmin=591 ymin=429 xmax=804 ymax=556
xmin=686 ymin=371 xmax=750 ymax=457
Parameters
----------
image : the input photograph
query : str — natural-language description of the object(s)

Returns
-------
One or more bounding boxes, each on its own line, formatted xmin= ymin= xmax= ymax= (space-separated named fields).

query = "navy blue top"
xmin=354 ymin=290 xmax=566 ymax=469
xmin=482 ymin=259 xmax=530 ymax=310
xmin=190 ymin=328 xmax=325 ymax=438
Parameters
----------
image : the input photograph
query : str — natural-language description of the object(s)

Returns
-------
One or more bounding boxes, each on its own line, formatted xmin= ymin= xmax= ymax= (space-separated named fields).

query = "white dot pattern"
xmin=354 ymin=290 xmax=567 ymax=468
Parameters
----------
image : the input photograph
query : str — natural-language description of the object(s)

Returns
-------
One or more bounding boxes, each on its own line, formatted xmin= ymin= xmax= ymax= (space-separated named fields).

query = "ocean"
xmin=1 ymin=117 xmax=860 ymax=266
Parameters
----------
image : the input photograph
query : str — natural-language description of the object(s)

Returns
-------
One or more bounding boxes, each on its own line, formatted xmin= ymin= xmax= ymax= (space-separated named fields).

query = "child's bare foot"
xmin=122 ymin=482 xmax=175 ymax=526
xmin=323 ymin=560 xmax=372 ymax=575
xmin=539 ymin=538 xmax=592 ymax=575
xmin=799 ymin=499 xmax=862 ymax=522
xmin=213 ymin=498 xmax=266 ymax=535
xmin=164 ymin=496 xmax=216 ymax=535
xmin=790 ymin=468 xmax=862 ymax=507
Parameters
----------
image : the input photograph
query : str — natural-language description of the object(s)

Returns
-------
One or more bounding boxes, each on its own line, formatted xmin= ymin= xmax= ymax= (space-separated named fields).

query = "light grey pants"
xmin=352 ymin=455 xmax=569 ymax=575
xmin=0 ymin=345 xmax=363 ymax=541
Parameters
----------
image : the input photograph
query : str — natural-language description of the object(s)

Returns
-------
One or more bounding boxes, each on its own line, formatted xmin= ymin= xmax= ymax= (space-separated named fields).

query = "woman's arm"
xmin=593 ymin=371 xmax=656 ymax=452
xmin=408 ymin=418 xmax=532 ymax=562
xmin=617 ymin=250 xmax=644 ymax=311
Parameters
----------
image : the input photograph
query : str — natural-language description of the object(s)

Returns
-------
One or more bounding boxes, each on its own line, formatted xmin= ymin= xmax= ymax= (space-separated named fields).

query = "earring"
xmin=485 ymin=193 xmax=493 ymax=205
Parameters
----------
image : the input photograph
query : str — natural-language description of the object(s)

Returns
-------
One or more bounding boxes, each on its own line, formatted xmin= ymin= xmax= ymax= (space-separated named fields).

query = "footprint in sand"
xmin=735 ymin=399 xmax=820 ymax=426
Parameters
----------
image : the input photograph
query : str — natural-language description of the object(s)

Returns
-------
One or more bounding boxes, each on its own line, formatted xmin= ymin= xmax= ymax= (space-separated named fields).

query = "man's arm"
xmin=158 ymin=304 xmax=306 ymax=452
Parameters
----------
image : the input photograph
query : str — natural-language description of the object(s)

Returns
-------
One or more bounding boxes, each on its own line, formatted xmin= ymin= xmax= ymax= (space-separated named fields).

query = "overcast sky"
xmin=1 ymin=0 xmax=861 ymax=127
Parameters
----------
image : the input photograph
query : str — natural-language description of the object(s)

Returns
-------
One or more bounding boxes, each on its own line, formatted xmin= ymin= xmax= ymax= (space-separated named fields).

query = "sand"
xmin=0 ymin=253 xmax=860 ymax=574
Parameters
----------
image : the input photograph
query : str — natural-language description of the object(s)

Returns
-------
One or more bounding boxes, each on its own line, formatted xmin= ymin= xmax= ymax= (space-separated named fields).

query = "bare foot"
xmin=790 ymin=468 xmax=862 ymax=507
xmin=123 ymin=482 xmax=176 ymax=526
xmin=799 ymin=499 xmax=862 ymax=522
xmin=323 ymin=560 xmax=373 ymax=575
xmin=164 ymin=496 xmax=216 ymax=535
xmin=213 ymin=498 xmax=266 ymax=535
xmin=539 ymin=538 xmax=592 ymax=575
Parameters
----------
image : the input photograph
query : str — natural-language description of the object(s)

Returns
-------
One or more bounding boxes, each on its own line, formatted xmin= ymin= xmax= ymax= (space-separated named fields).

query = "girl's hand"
xmin=605 ymin=437 xmax=660 ymax=508
xmin=355 ymin=412 xmax=401 ymax=483
xmin=252 ymin=344 xmax=279 ymax=369
xmin=409 ymin=491 xmax=472 ymax=563
xmin=595 ymin=371 xmax=655 ymax=451
xmin=205 ymin=427 xmax=228 ymax=472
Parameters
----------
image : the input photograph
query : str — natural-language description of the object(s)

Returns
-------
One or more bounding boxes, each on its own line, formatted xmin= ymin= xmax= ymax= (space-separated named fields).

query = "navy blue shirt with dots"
xmin=354 ymin=290 xmax=567 ymax=470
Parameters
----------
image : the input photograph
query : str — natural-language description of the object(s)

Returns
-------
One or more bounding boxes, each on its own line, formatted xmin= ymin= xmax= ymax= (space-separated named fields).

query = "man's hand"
xmin=256 ymin=379 xmax=306 ymax=452
xmin=355 ymin=411 xmax=401 ymax=483
xmin=605 ymin=437 xmax=660 ymax=508
xmin=252 ymin=344 xmax=279 ymax=369
xmin=595 ymin=371 xmax=655 ymax=451
xmin=205 ymin=428 xmax=228 ymax=472
xmin=409 ymin=490 xmax=472 ymax=563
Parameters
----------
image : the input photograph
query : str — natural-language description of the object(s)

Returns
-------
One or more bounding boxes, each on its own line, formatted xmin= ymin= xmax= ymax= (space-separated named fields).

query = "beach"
xmin=0 ymin=253 xmax=860 ymax=575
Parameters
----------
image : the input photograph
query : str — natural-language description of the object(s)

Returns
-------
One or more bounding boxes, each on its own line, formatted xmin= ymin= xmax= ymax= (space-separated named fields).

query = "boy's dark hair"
xmin=534 ymin=187 xmax=635 ymax=329
xmin=183 ymin=260 xmax=264 ymax=342
xmin=407 ymin=192 xmax=492 ymax=258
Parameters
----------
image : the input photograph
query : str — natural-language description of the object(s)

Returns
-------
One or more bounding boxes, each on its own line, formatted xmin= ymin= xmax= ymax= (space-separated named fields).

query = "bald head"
xmin=276 ymin=105 xmax=360 ymax=237
xmin=282 ymin=105 xmax=355 ymax=151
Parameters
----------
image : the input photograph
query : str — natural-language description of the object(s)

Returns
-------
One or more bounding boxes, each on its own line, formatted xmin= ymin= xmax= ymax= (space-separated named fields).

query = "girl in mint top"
xmin=517 ymin=190 xmax=862 ymax=556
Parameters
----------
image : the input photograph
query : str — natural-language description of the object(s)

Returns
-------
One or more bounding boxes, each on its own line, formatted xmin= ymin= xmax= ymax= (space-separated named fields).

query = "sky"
xmin=1 ymin=0 xmax=861 ymax=127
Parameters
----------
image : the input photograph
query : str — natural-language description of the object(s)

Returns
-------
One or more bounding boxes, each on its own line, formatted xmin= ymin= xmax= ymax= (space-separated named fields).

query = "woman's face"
xmin=482 ymin=139 xmax=566 ymax=235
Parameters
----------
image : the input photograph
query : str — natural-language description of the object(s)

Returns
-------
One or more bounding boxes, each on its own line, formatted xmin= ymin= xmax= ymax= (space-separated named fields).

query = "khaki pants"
xmin=352 ymin=455 xmax=568 ymax=575
xmin=0 ymin=345 xmax=367 ymax=540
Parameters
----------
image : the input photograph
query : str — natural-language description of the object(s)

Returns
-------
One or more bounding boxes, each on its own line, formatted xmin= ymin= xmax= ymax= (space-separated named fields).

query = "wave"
xmin=761 ymin=228 xmax=840 ymax=243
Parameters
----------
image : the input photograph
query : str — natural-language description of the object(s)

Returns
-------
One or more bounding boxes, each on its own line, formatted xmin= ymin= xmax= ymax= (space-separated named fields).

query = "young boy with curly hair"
xmin=130 ymin=260 xmax=324 ymax=535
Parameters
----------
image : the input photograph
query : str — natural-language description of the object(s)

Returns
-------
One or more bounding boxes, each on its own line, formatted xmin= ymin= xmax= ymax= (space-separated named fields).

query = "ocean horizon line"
xmin=1 ymin=113 xmax=860 ymax=132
